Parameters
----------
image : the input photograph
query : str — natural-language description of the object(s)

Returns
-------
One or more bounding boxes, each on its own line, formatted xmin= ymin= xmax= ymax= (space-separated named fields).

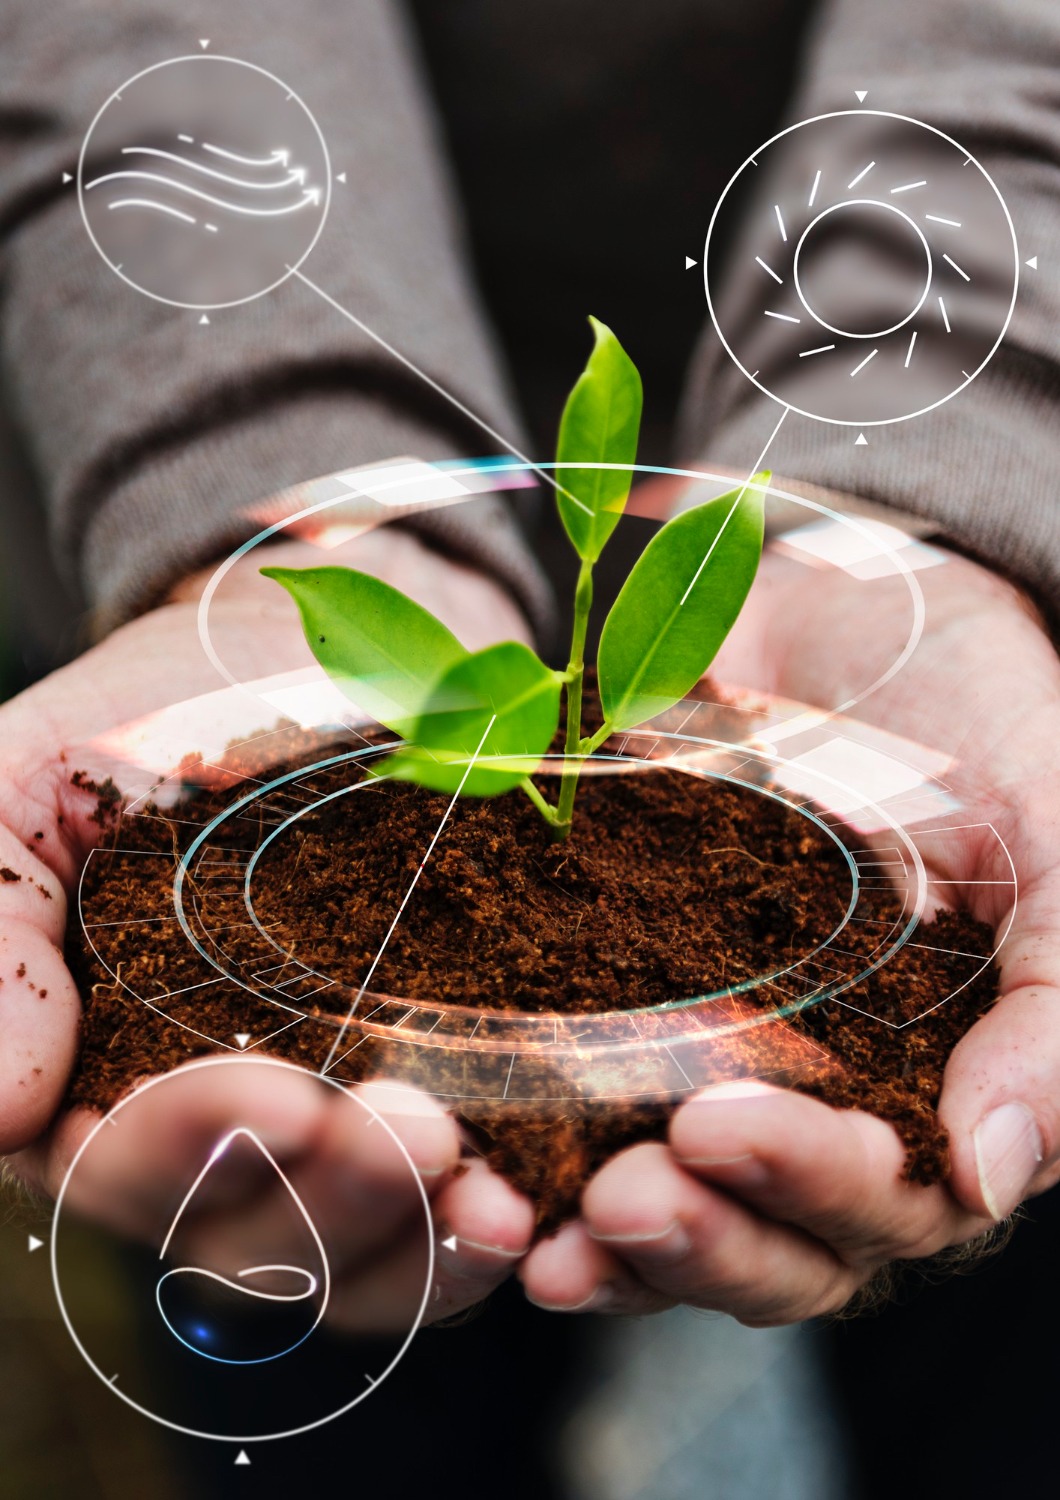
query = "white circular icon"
xmin=704 ymin=111 xmax=1019 ymax=425
xmin=793 ymin=199 xmax=933 ymax=340
xmin=78 ymin=55 xmax=330 ymax=309
xmin=51 ymin=1057 xmax=433 ymax=1443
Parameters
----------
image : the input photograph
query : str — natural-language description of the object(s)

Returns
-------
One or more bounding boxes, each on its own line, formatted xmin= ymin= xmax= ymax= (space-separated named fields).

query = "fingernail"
xmin=592 ymin=1219 xmax=692 ymax=1263
xmin=684 ymin=1081 xmax=778 ymax=1106
xmin=676 ymin=1150 xmax=764 ymax=1174
xmin=973 ymin=1102 xmax=1044 ymax=1220
xmin=435 ymin=1226 xmax=528 ymax=1266
xmin=359 ymin=1081 xmax=448 ymax=1119
xmin=526 ymin=1284 xmax=614 ymax=1314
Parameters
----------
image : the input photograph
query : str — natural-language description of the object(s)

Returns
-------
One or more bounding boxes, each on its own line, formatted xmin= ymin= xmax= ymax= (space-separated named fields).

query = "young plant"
xmin=263 ymin=317 xmax=766 ymax=841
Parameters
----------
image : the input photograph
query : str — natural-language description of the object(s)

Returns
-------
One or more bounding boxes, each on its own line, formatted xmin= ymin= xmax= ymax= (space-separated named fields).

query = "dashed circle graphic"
xmin=704 ymin=110 xmax=1019 ymax=425
xmin=51 ymin=1056 xmax=433 ymax=1443
xmin=78 ymin=55 xmax=330 ymax=309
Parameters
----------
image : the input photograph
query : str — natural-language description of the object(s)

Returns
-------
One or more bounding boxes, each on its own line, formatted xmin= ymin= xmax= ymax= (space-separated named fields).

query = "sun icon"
xmin=705 ymin=110 xmax=1019 ymax=426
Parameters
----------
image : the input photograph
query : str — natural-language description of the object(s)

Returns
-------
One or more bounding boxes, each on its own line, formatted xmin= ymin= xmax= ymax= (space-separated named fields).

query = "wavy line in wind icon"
xmin=78 ymin=55 xmax=331 ymax=309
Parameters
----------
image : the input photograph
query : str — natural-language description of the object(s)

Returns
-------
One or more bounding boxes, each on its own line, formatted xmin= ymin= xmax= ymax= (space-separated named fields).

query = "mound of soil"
xmin=68 ymin=705 xmax=998 ymax=1233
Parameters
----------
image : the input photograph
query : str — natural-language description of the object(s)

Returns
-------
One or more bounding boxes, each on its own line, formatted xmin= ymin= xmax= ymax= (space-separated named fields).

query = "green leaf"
xmin=555 ymin=316 xmax=643 ymax=562
xmin=597 ymin=473 xmax=767 ymax=731
xmin=261 ymin=565 xmax=466 ymax=735
xmin=383 ymin=641 xmax=562 ymax=796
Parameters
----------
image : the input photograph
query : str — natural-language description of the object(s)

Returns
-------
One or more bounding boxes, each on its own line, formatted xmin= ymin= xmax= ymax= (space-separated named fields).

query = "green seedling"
xmin=264 ymin=317 xmax=766 ymax=840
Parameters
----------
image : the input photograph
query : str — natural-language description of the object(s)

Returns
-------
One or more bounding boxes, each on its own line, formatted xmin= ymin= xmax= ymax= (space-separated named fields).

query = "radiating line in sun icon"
xmin=704 ymin=110 xmax=1019 ymax=424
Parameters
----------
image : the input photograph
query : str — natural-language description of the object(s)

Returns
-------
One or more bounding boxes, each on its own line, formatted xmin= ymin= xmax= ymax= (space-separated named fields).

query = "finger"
xmin=428 ymin=1157 xmax=536 ymax=1316
xmin=518 ymin=1219 xmax=673 ymax=1316
xmin=942 ymin=987 xmax=1060 ymax=1221
xmin=0 ymin=821 xmax=67 ymax=934
xmin=580 ymin=1140 xmax=861 ymax=1325
xmin=178 ymin=1079 xmax=460 ymax=1280
xmin=0 ymin=918 xmax=81 ymax=1151
xmin=668 ymin=1082 xmax=986 ymax=1262
xmin=938 ymin=855 xmax=1060 ymax=1220
xmin=26 ymin=1059 xmax=325 ymax=1233
xmin=353 ymin=1079 xmax=461 ymax=1187
xmin=326 ymin=1157 xmax=536 ymax=1331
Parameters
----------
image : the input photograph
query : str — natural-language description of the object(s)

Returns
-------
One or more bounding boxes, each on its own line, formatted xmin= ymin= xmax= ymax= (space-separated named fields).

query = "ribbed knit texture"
xmin=0 ymin=0 xmax=551 ymax=636
xmin=679 ymin=0 xmax=1060 ymax=627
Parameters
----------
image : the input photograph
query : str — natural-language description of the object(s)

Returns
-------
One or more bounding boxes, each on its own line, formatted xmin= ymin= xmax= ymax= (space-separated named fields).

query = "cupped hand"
xmin=0 ymin=524 xmax=535 ymax=1326
xmin=521 ymin=525 xmax=1060 ymax=1322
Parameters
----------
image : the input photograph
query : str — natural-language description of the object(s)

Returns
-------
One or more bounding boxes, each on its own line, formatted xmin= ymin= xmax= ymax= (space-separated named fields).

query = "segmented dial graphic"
xmin=705 ymin=111 xmax=1019 ymax=424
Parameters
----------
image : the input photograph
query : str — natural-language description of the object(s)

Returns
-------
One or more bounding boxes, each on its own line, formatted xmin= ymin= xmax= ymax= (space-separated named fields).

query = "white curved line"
xmin=121 ymin=146 xmax=305 ymax=191
xmin=201 ymin=141 xmax=289 ymax=168
xmin=158 ymin=1263 xmax=317 ymax=1304
xmin=237 ymin=1263 xmax=316 ymax=1286
xmin=107 ymin=198 xmax=196 ymax=224
xmin=85 ymin=170 xmax=320 ymax=216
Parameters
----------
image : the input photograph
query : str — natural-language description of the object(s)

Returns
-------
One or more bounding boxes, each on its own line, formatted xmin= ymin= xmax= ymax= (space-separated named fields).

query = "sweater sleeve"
xmin=678 ymin=0 xmax=1060 ymax=620
xmin=0 ymin=0 xmax=552 ymax=637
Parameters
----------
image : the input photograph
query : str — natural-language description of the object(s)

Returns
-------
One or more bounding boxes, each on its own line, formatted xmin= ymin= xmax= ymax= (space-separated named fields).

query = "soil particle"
xmin=67 ymin=708 xmax=998 ymax=1233
xmin=0 ymin=867 xmax=21 ymax=883
xmin=70 ymin=771 xmax=123 ymax=827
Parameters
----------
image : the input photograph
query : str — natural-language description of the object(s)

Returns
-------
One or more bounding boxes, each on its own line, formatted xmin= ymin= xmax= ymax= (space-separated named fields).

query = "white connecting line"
xmin=678 ymin=404 xmax=789 ymax=607
xmin=288 ymin=266 xmax=592 ymax=517
xmin=286 ymin=266 xmax=787 ymax=1068
xmin=318 ymin=715 xmax=498 ymax=1076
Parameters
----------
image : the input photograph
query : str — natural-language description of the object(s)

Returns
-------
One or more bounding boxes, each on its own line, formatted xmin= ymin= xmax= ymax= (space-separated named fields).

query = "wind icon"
xmin=155 ymin=1127 xmax=330 ymax=1365
xmin=85 ymin=137 xmax=322 ymax=233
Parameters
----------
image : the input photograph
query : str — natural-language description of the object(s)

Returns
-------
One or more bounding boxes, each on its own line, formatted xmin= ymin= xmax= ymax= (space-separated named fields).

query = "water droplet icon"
xmin=155 ymin=1127 xmax=330 ymax=1365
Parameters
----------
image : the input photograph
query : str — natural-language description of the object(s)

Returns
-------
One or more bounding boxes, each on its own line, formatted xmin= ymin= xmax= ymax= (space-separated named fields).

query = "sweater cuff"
xmin=685 ymin=353 xmax=1060 ymax=636
xmin=80 ymin=391 xmax=555 ymax=643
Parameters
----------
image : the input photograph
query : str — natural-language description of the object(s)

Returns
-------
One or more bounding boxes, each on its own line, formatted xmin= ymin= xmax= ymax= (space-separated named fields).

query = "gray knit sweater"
xmin=1 ymin=0 xmax=1057 ymax=636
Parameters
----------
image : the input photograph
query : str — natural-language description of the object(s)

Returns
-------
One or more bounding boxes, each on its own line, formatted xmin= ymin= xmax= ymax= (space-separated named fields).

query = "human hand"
xmin=519 ymin=527 xmax=1060 ymax=1322
xmin=0 ymin=523 xmax=535 ymax=1325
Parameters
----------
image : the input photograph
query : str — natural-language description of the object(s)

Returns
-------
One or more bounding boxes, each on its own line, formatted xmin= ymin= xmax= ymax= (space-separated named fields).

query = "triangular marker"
xmin=855 ymin=90 xmax=868 ymax=103
xmin=234 ymin=1451 xmax=251 ymax=1466
xmin=28 ymin=1235 xmax=44 ymax=1253
xmin=854 ymin=432 xmax=868 ymax=446
xmin=1026 ymin=256 xmax=1038 ymax=270
xmin=199 ymin=39 xmax=210 ymax=49
xmin=684 ymin=255 xmax=697 ymax=270
xmin=62 ymin=172 xmax=72 ymax=184
xmin=234 ymin=1033 xmax=251 ymax=1049
xmin=440 ymin=1235 xmax=458 ymax=1252
xmin=336 ymin=172 xmax=347 ymax=184
xmin=199 ymin=313 xmax=210 ymax=325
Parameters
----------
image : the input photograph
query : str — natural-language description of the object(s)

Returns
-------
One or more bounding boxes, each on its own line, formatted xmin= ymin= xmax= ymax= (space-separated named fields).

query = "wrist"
xmin=167 ymin=522 xmax=534 ymax=654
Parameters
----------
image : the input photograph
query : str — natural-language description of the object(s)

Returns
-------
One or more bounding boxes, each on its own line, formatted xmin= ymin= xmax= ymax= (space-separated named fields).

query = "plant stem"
xmin=519 ymin=776 xmax=564 ymax=828
xmin=553 ymin=559 xmax=594 ymax=840
xmin=579 ymin=720 xmax=614 ymax=756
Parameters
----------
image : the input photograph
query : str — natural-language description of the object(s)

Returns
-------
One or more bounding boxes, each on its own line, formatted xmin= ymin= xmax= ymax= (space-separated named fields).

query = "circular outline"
xmin=154 ymin=738 xmax=928 ymax=1103
xmin=193 ymin=465 xmax=928 ymax=721
xmin=50 ymin=1055 xmax=435 ymax=1444
xmin=702 ymin=109 xmax=1020 ymax=426
xmin=77 ymin=54 xmax=332 ymax=311
xmin=69 ymin=463 xmax=1011 ymax=1085
xmin=792 ymin=197 xmax=933 ymax=339
xmin=238 ymin=751 xmax=863 ymax=1008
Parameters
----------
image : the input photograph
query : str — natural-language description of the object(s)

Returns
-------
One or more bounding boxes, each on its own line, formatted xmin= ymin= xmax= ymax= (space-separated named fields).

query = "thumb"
xmin=939 ymin=884 xmax=1060 ymax=1220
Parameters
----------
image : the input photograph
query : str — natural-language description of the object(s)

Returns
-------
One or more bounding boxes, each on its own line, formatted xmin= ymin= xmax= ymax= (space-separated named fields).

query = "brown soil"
xmin=67 ymin=702 xmax=998 ymax=1234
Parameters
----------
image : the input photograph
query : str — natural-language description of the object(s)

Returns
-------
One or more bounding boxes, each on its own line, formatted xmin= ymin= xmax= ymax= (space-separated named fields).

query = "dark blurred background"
xmin=3 ymin=2 xmax=1059 ymax=1494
